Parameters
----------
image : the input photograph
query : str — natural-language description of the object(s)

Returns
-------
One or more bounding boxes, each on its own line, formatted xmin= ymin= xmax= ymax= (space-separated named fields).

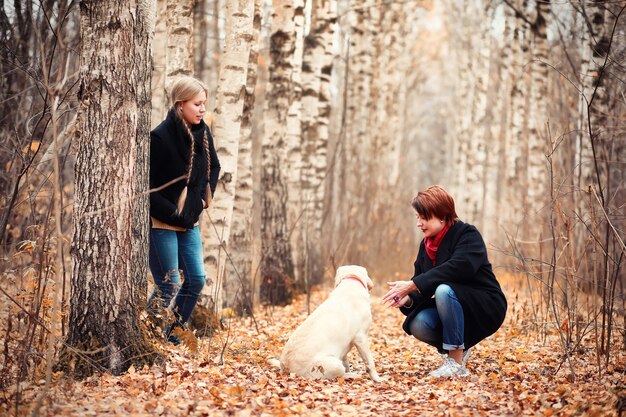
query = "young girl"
xmin=148 ymin=76 xmax=220 ymax=343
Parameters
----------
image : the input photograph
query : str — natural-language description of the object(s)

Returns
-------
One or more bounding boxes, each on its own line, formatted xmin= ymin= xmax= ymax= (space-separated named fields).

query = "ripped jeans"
xmin=148 ymin=226 xmax=206 ymax=328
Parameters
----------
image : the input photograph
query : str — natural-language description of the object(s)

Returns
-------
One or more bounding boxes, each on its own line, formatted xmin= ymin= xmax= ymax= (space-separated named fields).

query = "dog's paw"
xmin=371 ymin=374 xmax=384 ymax=383
xmin=267 ymin=358 xmax=281 ymax=369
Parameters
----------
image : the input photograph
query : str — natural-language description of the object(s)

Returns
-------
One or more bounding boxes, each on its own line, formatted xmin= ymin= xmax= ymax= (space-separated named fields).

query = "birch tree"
xmin=151 ymin=0 xmax=194 ymax=126
xmin=222 ymin=0 xmax=262 ymax=312
xmin=504 ymin=0 xmax=530 ymax=236
xmin=526 ymin=0 xmax=550 ymax=252
xmin=165 ymin=0 xmax=194 ymax=93
xmin=460 ymin=0 xmax=491 ymax=230
xmin=260 ymin=0 xmax=302 ymax=304
xmin=486 ymin=4 xmax=512 ymax=244
xmin=285 ymin=0 xmax=306 ymax=288
xmin=328 ymin=0 xmax=378 ymax=266
xmin=194 ymin=0 xmax=221 ymax=112
xmin=450 ymin=0 xmax=472 ymax=217
xmin=201 ymin=0 xmax=254 ymax=313
xmin=300 ymin=0 xmax=337 ymax=284
xmin=59 ymin=0 xmax=157 ymax=377
xmin=151 ymin=0 xmax=167 ymax=127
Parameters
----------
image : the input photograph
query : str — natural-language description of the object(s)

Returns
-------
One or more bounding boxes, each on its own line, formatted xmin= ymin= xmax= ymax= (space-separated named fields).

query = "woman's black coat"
xmin=399 ymin=221 xmax=507 ymax=349
xmin=149 ymin=110 xmax=220 ymax=229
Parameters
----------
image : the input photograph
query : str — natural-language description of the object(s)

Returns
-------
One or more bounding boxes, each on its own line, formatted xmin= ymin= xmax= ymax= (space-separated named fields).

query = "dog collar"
xmin=342 ymin=274 xmax=367 ymax=289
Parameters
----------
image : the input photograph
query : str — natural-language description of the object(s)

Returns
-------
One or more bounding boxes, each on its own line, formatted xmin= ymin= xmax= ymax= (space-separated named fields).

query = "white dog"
xmin=268 ymin=265 xmax=381 ymax=382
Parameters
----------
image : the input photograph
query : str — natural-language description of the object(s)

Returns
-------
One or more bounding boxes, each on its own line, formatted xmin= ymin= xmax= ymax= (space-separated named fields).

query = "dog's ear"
xmin=366 ymin=274 xmax=374 ymax=291
xmin=334 ymin=267 xmax=345 ymax=287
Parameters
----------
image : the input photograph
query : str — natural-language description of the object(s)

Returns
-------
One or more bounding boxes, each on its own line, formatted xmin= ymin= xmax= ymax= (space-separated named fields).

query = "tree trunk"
xmin=285 ymin=0 xmax=306 ymax=290
xmin=165 ymin=0 xmax=194 ymax=90
xmin=201 ymin=0 xmax=254 ymax=313
xmin=331 ymin=0 xmax=378 ymax=266
xmin=504 ymin=0 xmax=530 ymax=238
xmin=450 ymin=0 xmax=472 ymax=220
xmin=486 ymin=3 xmax=512 ymax=249
xmin=59 ymin=0 xmax=157 ymax=377
xmin=194 ymin=0 xmax=220 ymax=113
xmin=465 ymin=0 xmax=490 ymax=231
xmin=222 ymin=0 xmax=262 ymax=314
xmin=300 ymin=0 xmax=337 ymax=286
xmin=260 ymin=0 xmax=303 ymax=305
xmin=526 ymin=0 xmax=550 ymax=256
xmin=150 ymin=0 xmax=167 ymax=128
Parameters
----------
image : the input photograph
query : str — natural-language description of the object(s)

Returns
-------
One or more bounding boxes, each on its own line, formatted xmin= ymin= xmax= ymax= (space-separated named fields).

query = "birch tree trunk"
xmin=59 ymin=0 xmax=156 ymax=377
xmin=579 ymin=2 xmax=614 ymax=198
xmin=151 ymin=0 xmax=167 ymax=128
xmin=451 ymin=0 xmax=472 ymax=215
xmin=378 ymin=2 xmax=406 ymax=188
xmin=221 ymin=0 xmax=261 ymax=313
xmin=300 ymin=0 xmax=336 ymax=285
xmin=285 ymin=0 xmax=306 ymax=289
xmin=465 ymin=0 xmax=490 ymax=230
xmin=487 ymin=4 xmax=513 ymax=247
xmin=201 ymin=0 xmax=254 ymax=313
xmin=368 ymin=1 xmax=410 ymax=270
xmin=331 ymin=0 xmax=378 ymax=265
xmin=194 ymin=0 xmax=221 ymax=113
xmin=525 ymin=0 xmax=550 ymax=253
xmin=165 ymin=0 xmax=194 ymax=91
xmin=504 ymin=0 xmax=530 ymax=237
xmin=260 ymin=0 xmax=302 ymax=304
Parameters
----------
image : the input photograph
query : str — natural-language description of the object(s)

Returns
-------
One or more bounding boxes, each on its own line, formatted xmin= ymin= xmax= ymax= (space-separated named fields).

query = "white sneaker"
xmin=462 ymin=348 xmax=472 ymax=366
xmin=429 ymin=357 xmax=470 ymax=378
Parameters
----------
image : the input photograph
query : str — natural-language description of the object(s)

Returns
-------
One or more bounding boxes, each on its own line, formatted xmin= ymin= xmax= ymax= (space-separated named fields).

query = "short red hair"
xmin=411 ymin=185 xmax=458 ymax=224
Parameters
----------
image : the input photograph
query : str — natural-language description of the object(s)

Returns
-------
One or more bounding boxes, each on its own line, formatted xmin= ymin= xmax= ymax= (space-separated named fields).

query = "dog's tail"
xmin=267 ymin=358 xmax=281 ymax=369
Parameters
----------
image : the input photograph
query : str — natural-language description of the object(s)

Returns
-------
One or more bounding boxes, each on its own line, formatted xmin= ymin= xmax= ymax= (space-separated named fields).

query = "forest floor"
xmin=6 ymin=275 xmax=626 ymax=417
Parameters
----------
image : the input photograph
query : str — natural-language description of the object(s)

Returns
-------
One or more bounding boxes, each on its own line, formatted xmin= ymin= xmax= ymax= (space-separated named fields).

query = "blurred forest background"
xmin=0 ymin=0 xmax=625 ymax=393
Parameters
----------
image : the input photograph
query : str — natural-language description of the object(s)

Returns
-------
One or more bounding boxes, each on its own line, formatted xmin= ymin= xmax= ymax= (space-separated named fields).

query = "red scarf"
xmin=425 ymin=222 xmax=451 ymax=265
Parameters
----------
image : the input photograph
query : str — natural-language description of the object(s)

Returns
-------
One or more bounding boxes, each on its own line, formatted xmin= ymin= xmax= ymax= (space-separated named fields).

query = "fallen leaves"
xmin=5 ymin=279 xmax=626 ymax=417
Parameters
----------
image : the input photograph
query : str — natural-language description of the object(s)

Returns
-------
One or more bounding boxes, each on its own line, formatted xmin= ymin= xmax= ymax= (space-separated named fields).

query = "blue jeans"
xmin=408 ymin=284 xmax=465 ymax=352
xmin=148 ymin=227 xmax=206 ymax=329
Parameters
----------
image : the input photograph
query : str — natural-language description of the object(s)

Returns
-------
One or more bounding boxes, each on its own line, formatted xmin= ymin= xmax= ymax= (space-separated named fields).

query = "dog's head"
xmin=334 ymin=265 xmax=374 ymax=291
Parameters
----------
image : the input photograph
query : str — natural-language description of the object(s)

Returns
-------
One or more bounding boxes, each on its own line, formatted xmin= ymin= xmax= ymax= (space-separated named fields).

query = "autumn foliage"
xmin=5 ymin=274 xmax=625 ymax=417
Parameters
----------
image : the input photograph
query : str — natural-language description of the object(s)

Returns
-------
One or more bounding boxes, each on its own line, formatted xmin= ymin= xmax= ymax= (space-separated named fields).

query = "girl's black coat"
xmin=149 ymin=110 xmax=220 ymax=229
xmin=399 ymin=221 xmax=507 ymax=349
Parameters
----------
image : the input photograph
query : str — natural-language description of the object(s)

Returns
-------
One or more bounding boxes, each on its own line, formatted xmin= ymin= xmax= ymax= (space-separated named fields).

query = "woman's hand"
xmin=382 ymin=280 xmax=417 ymax=308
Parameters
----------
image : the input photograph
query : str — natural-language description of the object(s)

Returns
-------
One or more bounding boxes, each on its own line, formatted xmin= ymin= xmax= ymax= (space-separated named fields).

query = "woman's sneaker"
xmin=429 ymin=357 xmax=470 ymax=378
xmin=462 ymin=348 xmax=472 ymax=366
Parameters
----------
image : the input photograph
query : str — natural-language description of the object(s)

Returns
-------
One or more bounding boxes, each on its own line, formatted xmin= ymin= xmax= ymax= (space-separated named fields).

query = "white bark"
xmin=201 ymin=0 xmax=254 ymax=312
xmin=222 ymin=0 xmax=261 ymax=312
xmin=504 ymin=0 xmax=530 ymax=232
xmin=486 ymin=4 xmax=510 ymax=244
xmin=526 ymin=0 xmax=550 ymax=247
xmin=150 ymin=0 xmax=167 ymax=128
xmin=260 ymin=0 xmax=301 ymax=304
xmin=579 ymin=3 xmax=612 ymax=196
xmin=285 ymin=0 xmax=306 ymax=287
xmin=335 ymin=0 xmax=378 ymax=264
xmin=165 ymin=0 xmax=194 ymax=91
xmin=465 ymin=0 xmax=490 ymax=230
xmin=194 ymin=0 xmax=221 ymax=113
xmin=452 ymin=0 xmax=472 ymax=213
xmin=300 ymin=0 xmax=337 ymax=284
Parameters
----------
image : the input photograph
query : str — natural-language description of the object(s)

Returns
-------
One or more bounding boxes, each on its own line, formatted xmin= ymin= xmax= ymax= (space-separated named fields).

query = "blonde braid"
xmin=175 ymin=117 xmax=196 ymax=215
xmin=202 ymin=128 xmax=212 ymax=207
